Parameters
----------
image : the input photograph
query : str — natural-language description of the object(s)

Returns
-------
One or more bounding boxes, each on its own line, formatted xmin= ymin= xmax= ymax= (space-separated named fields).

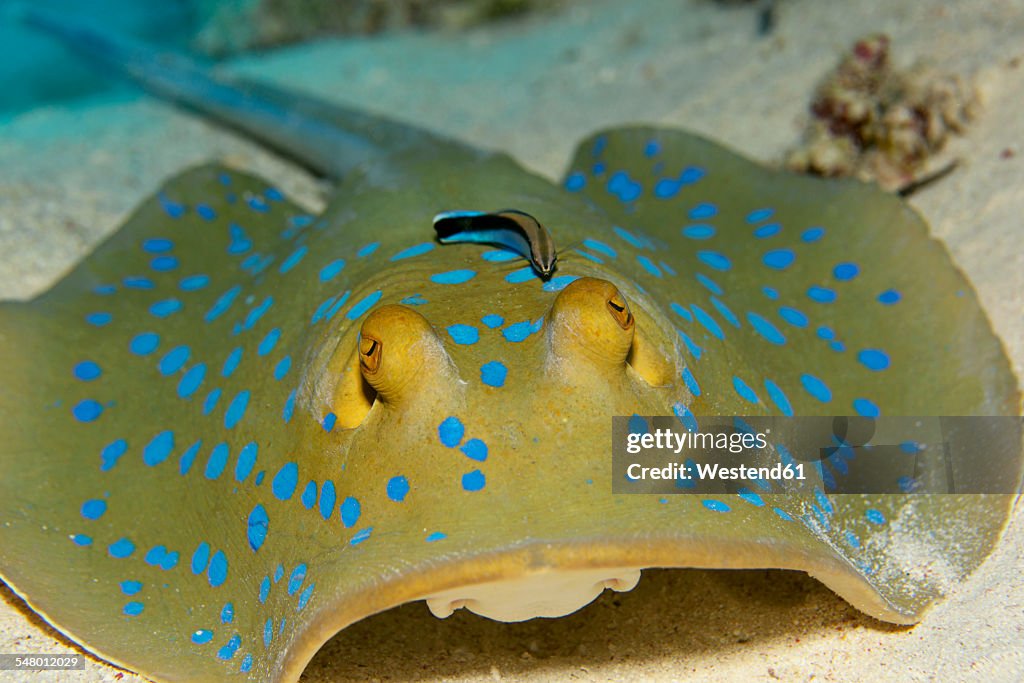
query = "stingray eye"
xmin=329 ymin=303 xmax=452 ymax=427
xmin=358 ymin=334 xmax=382 ymax=374
xmin=548 ymin=277 xmax=635 ymax=370
xmin=606 ymin=292 xmax=633 ymax=330
xmin=356 ymin=304 xmax=449 ymax=404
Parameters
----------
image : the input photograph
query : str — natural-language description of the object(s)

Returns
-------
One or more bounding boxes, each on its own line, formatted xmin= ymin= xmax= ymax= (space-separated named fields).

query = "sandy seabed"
xmin=0 ymin=0 xmax=1022 ymax=681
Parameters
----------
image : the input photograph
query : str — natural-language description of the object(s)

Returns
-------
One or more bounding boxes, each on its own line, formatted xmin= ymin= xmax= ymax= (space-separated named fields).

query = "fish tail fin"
xmin=15 ymin=6 xmax=451 ymax=178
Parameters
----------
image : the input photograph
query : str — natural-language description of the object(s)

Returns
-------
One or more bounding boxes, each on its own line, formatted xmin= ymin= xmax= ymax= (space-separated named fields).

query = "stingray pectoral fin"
xmin=559 ymin=126 xmax=1023 ymax=620
xmin=0 ymin=163 xmax=331 ymax=680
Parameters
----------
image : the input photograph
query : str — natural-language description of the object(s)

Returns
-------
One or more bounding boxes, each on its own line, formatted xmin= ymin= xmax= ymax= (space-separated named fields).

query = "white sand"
xmin=1 ymin=0 xmax=1022 ymax=680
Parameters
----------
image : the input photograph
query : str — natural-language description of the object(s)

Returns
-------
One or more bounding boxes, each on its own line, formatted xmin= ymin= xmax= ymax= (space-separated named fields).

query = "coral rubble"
xmin=786 ymin=34 xmax=978 ymax=192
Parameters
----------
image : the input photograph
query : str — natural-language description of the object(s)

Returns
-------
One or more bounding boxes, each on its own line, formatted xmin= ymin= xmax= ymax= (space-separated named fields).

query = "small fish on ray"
xmin=433 ymin=209 xmax=559 ymax=280
xmin=0 ymin=8 xmax=1020 ymax=683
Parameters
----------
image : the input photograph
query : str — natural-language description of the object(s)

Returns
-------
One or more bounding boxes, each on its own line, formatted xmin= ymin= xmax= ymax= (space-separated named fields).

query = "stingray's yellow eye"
xmin=328 ymin=304 xmax=451 ymax=428
xmin=606 ymin=292 xmax=634 ymax=330
xmin=356 ymin=304 xmax=449 ymax=403
xmin=358 ymin=334 xmax=382 ymax=375
xmin=547 ymin=277 xmax=635 ymax=370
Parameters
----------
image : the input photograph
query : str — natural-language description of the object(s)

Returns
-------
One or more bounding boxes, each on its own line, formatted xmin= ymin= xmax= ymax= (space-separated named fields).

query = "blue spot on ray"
xmin=689 ymin=203 xmax=717 ymax=219
xmin=143 ymin=431 xmax=174 ymax=467
xmin=346 ymin=290 xmax=382 ymax=319
xmin=288 ymin=565 xmax=307 ymax=596
xmin=390 ymin=243 xmax=434 ymax=260
xmin=100 ymin=440 xmax=127 ymax=471
xmin=502 ymin=319 xmax=542 ymax=342
xmin=431 ymin=270 xmax=476 ymax=285
xmin=480 ymin=361 xmax=507 ymax=387
xmin=235 ymin=442 xmax=258 ymax=482
xmin=808 ymin=286 xmax=837 ymax=303
xmin=691 ymin=305 xmax=724 ymax=340
xmin=247 ymin=505 xmax=268 ymax=552
xmin=682 ymin=224 xmax=715 ymax=240
xmin=746 ymin=312 xmax=786 ymax=344
xmin=387 ymin=476 xmax=410 ymax=502
xmin=221 ymin=603 xmax=234 ymax=624
xmin=542 ymin=275 xmax=580 ymax=292
xmin=320 ymin=259 xmax=346 ymax=281
xmin=613 ymin=226 xmax=646 ymax=248
xmin=697 ymin=251 xmax=731 ymax=272
xmin=801 ymin=374 xmax=833 ymax=402
xmin=702 ymin=499 xmax=730 ymax=512
xmin=179 ymin=441 xmax=200 ymax=476
xmin=131 ymin=332 xmax=160 ymax=356
xmin=206 ymin=286 xmax=242 ymax=323
xmin=447 ymin=324 xmax=479 ymax=345
xmin=673 ymin=402 xmax=698 ymax=432
xmin=224 ymin=391 xmax=250 ymax=429
xmin=206 ymin=548 xmax=227 ymax=589
xmin=505 ymin=267 xmax=537 ymax=284
xmin=258 ymin=329 xmax=281 ymax=356
xmin=582 ymin=239 xmax=616 ymax=258
xmin=462 ymin=470 xmax=486 ymax=491
xmin=858 ymin=349 xmax=890 ymax=371
xmin=109 ymin=538 xmax=135 ymax=558
xmin=481 ymin=249 xmax=519 ymax=263
xmin=319 ymin=480 xmax=336 ymax=520
xmin=86 ymin=312 xmax=112 ymax=326
xmin=802 ymin=227 xmax=825 ymax=242
xmin=732 ymin=376 xmax=759 ymax=404
xmin=878 ymin=289 xmax=901 ymax=304
xmin=438 ymin=417 xmax=464 ymax=447
xmin=695 ymin=273 xmax=722 ymax=295
xmin=607 ymin=171 xmax=642 ymax=202
xmin=682 ymin=367 xmax=701 ymax=396
xmin=637 ymin=255 xmax=662 ymax=277
xmin=779 ymin=307 xmax=808 ymax=328
xmin=274 ymin=356 xmax=292 ymax=380
xmin=205 ymin=443 xmax=229 ymax=479
xmin=834 ymin=263 xmax=859 ymax=280
xmin=222 ymin=347 xmax=243 ymax=377
xmin=764 ymin=379 xmax=794 ymax=416
xmin=81 ymin=499 xmax=106 ymax=520
xmin=279 ymin=245 xmax=307 ymax=274
xmin=357 ymin=242 xmax=379 ymax=258
xmin=762 ymin=249 xmax=795 ymax=270
xmin=461 ymin=439 xmax=488 ymax=462
xmin=272 ymin=463 xmax=299 ymax=500
xmin=341 ymin=497 xmax=361 ymax=528
xmin=74 ymin=361 xmax=102 ymax=381
xmin=301 ymin=481 xmax=317 ymax=509
xmin=159 ymin=346 xmax=190 ymax=375
xmin=710 ymin=297 xmax=739 ymax=328
xmin=178 ymin=364 xmax=206 ymax=398
xmin=143 ymin=238 xmax=173 ymax=253
xmin=151 ymin=256 xmax=178 ymax=272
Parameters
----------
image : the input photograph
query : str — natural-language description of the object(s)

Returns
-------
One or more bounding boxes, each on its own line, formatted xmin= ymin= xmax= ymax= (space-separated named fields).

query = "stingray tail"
xmin=14 ymin=5 xmax=453 ymax=178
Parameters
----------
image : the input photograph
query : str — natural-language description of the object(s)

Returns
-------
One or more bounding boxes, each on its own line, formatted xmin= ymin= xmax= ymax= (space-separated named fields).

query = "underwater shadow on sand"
xmin=302 ymin=567 xmax=906 ymax=681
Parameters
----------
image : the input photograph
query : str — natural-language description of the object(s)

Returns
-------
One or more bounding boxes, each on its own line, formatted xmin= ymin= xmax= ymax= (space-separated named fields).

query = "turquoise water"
xmin=1 ymin=0 xmax=197 ymax=112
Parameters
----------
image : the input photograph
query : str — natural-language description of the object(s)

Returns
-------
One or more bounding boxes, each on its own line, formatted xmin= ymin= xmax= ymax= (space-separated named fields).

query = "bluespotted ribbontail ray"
xmin=1 ymin=8 xmax=1021 ymax=683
